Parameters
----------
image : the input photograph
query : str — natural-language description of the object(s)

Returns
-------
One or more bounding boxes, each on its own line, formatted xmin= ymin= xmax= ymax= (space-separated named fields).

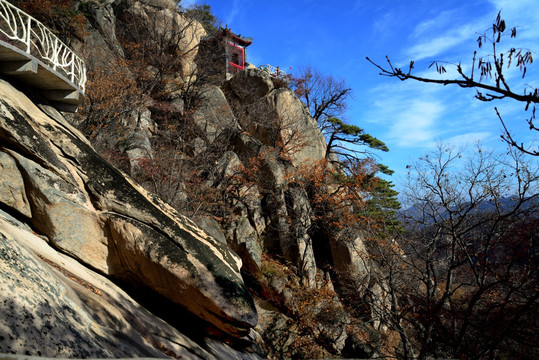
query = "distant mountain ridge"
xmin=399 ymin=195 xmax=539 ymax=228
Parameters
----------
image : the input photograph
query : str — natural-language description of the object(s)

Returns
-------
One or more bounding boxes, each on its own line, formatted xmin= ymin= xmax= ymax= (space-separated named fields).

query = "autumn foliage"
xmin=14 ymin=0 xmax=85 ymax=41
xmin=76 ymin=54 xmax=143 ymax=141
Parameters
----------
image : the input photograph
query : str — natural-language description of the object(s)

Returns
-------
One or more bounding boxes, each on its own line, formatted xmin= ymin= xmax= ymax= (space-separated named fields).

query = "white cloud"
xmin=362 ymin=76 xmax=497 ymax=152
xmin=411 ymin=10 xmax=458 ymax=39
xmin=401 ymin=2 xmax=539 ymax=65
xmin=486 ymin=1 xmax=539 ymax=46
xmin=388 ymin=100 xmax=443 ymax=148
xmin=363 ymin=80 xmax=445 ymax=149
xmin=406 ymin=23 xmax=477 ymax=62
xmin=354 ymin=0 xmax=539 ymax=177
xmin=445 ymin=131 xmax=493 ymax=147
xmin=223 ymin=0 xmax=241 ymax=25
xmin=372 ymin=11 xmax=398 ymax=40
xmin=490 ymin=0 xmax=539 ymax=24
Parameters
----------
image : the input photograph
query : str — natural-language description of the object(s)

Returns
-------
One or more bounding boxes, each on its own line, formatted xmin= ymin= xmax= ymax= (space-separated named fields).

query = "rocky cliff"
xmin=0 ymin=77 xmax=264 ymax=358
xmin=0 ymin=1 xmax=383 ymax=358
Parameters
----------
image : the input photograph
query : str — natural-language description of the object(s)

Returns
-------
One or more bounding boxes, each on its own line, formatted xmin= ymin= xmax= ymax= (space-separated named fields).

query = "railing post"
xmin=25 ymin=16 xmax=31 ymax=53
xmin=71 ymin=52 xmax=75 ymax=83
xmin=52 ymin=37 xmax=58 ymax=70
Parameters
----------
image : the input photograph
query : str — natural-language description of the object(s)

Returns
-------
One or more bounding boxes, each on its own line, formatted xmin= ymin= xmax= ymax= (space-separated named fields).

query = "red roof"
xmin=222 ymin=28 xmax=252 ymax=46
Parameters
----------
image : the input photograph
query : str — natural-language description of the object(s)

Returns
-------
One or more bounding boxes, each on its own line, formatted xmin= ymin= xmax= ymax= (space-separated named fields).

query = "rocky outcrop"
xmin=269 ymin=88 xmax=326 ymax=165
xmin=0 ymin=152 xmax=31 ymax=218
xmin=218 ymin=68 xmax=385 ymax=357
xmin=330 ymin=229 xmax=371 ymax=280
xmin=82 ymin=0 xmax=125 ymax=57
xmin=192 ymin=85 xmax=240 ymax=142
xmin=76 ymin=0 xmax=206 ymax=171
xmin=0 ymin=211 xmax=262 ymax=359
xmin=284 ymin=186 xmax=317 ymax=287
xmin=74 ymin=0 xmax=156 ymax=173
xmin=77 ymin=2 xmax=332 ymax=293
xmin=229 ymin=68 xmax=274 ymax=104
xmin=228 ymin=71 xmax=326 ymax=167
xmin=0 ymin=78 xmax=257 ymax=345
xmin=117 ymin=0 xmax=205 ymax=83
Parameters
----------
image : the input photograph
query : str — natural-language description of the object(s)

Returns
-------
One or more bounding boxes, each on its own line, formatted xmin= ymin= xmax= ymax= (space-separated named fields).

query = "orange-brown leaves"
xmin=286 ymin=158 xmax=379 ymax=231
xmin=76 ymin=54 xmax=144 ymax=139
xmin=17 ymin=0 xmax=85 ymax=41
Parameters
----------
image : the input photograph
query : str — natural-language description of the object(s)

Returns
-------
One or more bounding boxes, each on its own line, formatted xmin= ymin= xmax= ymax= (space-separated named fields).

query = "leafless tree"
xmin=367 ymin=143 xmax=539 ymax=359
xmin=290 ymin=65 xmax=351 ymax=130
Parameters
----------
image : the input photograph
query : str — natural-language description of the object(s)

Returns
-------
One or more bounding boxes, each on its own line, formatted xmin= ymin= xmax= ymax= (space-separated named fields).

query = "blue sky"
xmin=182 ymin=0 xmax=539 ymax=188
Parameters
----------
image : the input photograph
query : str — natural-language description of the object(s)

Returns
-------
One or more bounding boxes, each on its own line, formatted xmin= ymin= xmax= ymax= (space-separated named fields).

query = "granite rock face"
xmin=0 ymin=152 xmax=31 ymax=218
xmin=0 ymin=218 xmax=141 ymax=358
xmin=0 ymin=211 xmax=261 ymax=359
xmin=0 ymin=78 xmax=258 ymax=350
xmin=229 ymin=68 xmax=274 ymax=104
xmin=192 ymin=85 xmax=240 ymax=142
xmin=269 ymin=88 xmax=327 ymax=166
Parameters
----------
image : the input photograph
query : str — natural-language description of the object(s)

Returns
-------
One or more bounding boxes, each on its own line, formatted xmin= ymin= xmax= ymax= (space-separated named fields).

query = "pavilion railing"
xmin=259 ymin=64 xmax=288 ymax=79
xmin=0 ymin=0 xmax=86 ymax=93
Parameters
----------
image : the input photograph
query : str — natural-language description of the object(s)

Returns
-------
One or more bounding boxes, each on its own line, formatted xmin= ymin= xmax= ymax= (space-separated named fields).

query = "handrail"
xmin=0 ymin=0 xmax=86 ymax=93
xmin=259 ymin=64 xmax=287 ymax=79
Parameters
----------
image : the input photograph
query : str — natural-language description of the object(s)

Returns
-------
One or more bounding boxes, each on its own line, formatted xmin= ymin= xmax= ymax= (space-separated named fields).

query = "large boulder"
xmin=229 ymin=68 xmax=274 ymax=104
xmin=270 ymin=88 xmax=326 ymax=165
xmin=0 ymin=219 xmax=137 ymax=358
xmin=192 ymin=85 xmax=240 ymax=142
xmin=330 ymin=229 xmax=371 ymax=280
xmin=0 ymin=151 xmax=31 ymax=218
xmin=0 ymin=211 xmax=262 ymax=359
xmin=6 ymin=150 xmax=110 ymax=272
xmin=0 ymin=78 xmax=257 ymax=337
xmin=231 ymin=87 xmax=326 ymax=167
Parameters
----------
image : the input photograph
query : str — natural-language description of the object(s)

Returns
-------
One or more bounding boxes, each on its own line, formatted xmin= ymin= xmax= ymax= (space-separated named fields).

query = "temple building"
xmin=197 ymin=27 xmax=253 ymax=81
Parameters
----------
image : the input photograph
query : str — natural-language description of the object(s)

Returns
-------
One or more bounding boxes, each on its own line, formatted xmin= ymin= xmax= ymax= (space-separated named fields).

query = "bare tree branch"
xmin=367 ymin=11 xmax=539 ymax=156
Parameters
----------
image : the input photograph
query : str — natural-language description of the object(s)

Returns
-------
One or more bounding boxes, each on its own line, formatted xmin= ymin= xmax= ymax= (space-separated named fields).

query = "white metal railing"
xmin=0 ymin=0 xmax=86 ymax=93
xmin=259 ymin=64 xmax=288 ymax=79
